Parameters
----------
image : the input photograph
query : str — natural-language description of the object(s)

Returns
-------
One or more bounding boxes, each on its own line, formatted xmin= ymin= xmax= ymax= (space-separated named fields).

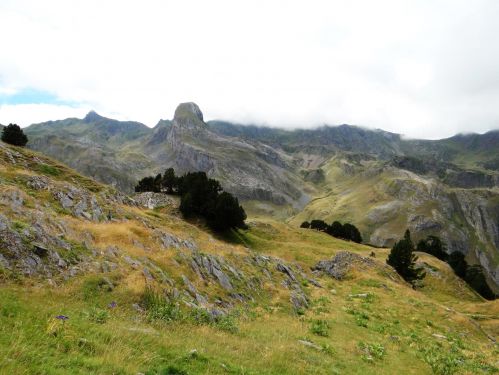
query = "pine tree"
xmin=416 ymin=235 xmax=448 ymax=261
xmin=153 ymin=173 xmax=162 ymax=193
xmin=448 ymin=251 xmax=467 ymax=278
xmin=300 ymin=221 xmax=311 ymax=229
xmin=208 ymin=192 xmax=247 ymax=231
xmin=162 ymin=168 xmax=177 ymax=193
xmin=387 ymin=229 xmax=425 ymax=283
xmin=1 ymin=124 xmax=28 ymax=146
xmin=343 ymin=223 xmax=362 ymax=243
xmin=327 ymin=221 xmax=344 ymax=238
xmin=135 ymin=176 xmax=155 ymax=192
xmin=310 ymin=219 xmax=328 ymax=231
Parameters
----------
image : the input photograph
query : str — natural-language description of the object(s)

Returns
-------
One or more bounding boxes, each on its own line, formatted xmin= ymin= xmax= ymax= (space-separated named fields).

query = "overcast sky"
xmin=1 ymin=0 xmax=499 ymax=139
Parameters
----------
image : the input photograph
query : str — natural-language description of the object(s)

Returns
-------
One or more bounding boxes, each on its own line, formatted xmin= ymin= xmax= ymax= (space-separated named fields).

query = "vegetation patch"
xmin=358 ymin=341 xmax=385 ymax=362
xmin=37 ymin=164 xmax=62 ymax=176
xmin=309 ymin=319 xmax=330 ymax=337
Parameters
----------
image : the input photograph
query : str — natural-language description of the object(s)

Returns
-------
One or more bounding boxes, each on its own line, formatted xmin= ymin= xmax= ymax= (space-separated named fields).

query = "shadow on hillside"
xmin=212 ymin=228 xmax=252 ymax=248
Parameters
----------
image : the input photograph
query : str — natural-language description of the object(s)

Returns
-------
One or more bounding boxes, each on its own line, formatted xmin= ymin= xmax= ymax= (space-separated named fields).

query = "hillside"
xmin=0 ymin=141 xmax=498 ymax=374
xmin=23 ymin=103 xmax=499 ymax=291
xmin=289 ymin=152 xmax=499 ymax=293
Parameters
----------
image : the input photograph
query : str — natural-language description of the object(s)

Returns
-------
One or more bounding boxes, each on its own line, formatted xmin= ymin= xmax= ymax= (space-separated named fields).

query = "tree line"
xmin=388 ymin=230 xmax=495 ymax=299
xmin=300 ymin=219 xmax=362 ymax=243
xmin=135 ymin=168 xmax=247 ymax=232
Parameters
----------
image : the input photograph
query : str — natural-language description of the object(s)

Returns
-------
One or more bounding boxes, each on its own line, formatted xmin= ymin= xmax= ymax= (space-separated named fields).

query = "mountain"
xmin=0 ymin=140 xmax=497 ymax=374
xmin=24 ymin=103 xmax=499 ymax=291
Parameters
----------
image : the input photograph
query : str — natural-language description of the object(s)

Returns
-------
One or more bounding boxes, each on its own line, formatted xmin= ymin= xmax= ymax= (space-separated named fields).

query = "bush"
xmin=1 ymin=124 xmax=28 ymax=146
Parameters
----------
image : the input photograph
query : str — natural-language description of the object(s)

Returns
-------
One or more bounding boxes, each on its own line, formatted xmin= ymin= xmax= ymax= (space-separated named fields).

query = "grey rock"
xmin=298 ymin=340 xmax=322 ymax=351
xmin=123 ymin=256 xmax=141 ymax=269
xmin=53 ymin=191 xmax=73 ymax=209
xmin=143 ymin=267 xmax=154 ymax=281
xmin=276 ymin=263 xmax=297 ymax=282
xmin=182 ymin=275 xmax=198 ymax=295
xmin=212 ymin=267 xmax=233 ymax=291
xmin=155 ymin=230 xmax=197 ymax=251
xmin=290 ymin=289 xmax=309 ymax=312
xmin=313 ymin=251 xmax=380 ymax=280
xmin=27 ymin=176 xmax=49 ymax=190
xmin=0 ymin=253 xmax=11 ymax=270
xmin=133 ymin=192 xmax=175 ymax=209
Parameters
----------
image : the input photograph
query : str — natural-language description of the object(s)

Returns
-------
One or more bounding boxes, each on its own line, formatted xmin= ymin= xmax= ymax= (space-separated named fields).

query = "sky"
xmin=1 ymin=0 xmax=499 ymax=139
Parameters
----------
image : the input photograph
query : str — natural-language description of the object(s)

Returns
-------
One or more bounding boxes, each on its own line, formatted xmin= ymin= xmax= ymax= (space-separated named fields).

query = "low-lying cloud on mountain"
xmin=2 ymin=0 xmax=499 ymax=138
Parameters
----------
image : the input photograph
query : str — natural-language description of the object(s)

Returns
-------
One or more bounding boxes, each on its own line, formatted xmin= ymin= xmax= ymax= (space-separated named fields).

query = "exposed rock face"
xmin=133 ymin=192 xmax=176 ymax=209
xmin=173 ymin=102 xmax=205 ymax=126
xmin=163 ymin=103 xmax=308 ymax=206
xmin=313 ymin=251 xmax=399 ymax=281
xmin=154 ymin=230 xmax=197 ymax=251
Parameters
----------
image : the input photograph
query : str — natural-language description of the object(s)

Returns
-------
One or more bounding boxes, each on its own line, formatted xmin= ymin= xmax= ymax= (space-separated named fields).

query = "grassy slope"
xmin=0 ymin=143 xmax=497 ymax=375
xmin=290 ymin=154 xmax=499 ymax=287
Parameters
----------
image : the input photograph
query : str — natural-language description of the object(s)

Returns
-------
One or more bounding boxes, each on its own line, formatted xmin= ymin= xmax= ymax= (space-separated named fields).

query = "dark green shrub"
xmin=1 ymin=124 xmax=28 ymax=146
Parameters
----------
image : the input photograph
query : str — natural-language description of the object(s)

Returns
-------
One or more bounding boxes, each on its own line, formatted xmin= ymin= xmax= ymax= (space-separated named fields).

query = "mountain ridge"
xmin=23 ymin=103 xmax=499 ymax=291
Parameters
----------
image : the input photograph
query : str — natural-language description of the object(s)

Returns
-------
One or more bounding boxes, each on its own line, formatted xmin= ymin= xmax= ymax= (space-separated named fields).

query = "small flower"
xmin=55 ymin=315 xmax=69 ymax=321
xmin=108 ymin=301 xmax=117 ymax=308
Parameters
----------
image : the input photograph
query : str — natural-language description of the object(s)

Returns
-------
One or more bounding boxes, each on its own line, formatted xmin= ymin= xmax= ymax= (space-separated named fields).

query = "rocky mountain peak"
xmin=83 ymin=110 xmax=104 ymax=123
xmin=173 ymin=102 xmax=205 ymax=127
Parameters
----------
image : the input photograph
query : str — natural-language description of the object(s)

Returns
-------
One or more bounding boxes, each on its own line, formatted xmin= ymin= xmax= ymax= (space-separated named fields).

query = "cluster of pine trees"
xmin=300 ymin=219 xmax=362 ymax=243
xmin=389 ymin=231 xmax=495 ymax=299
xmin=1 ymin=124 xmax=28 ymax=146
xmin=135 ymin=169 xmax=246 ymax=232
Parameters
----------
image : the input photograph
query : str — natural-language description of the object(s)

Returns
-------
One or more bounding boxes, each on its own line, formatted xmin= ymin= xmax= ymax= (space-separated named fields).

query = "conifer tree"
xmin=387 ymin=229 xmax=425 ymax=283
xmin=1 ymin=124 xmax=28 ymax=146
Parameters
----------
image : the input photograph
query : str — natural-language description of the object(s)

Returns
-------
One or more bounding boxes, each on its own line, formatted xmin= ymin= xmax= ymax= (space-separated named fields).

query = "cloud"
xmin=0 ymin=104 xmax=89 ymax=127
xmin=1 ymin=0 xmax=499 ymax=138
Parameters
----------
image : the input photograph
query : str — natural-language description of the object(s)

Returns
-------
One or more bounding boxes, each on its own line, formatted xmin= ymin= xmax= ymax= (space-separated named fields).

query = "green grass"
xmin=0 ymin=143 xmax=498 ymax=374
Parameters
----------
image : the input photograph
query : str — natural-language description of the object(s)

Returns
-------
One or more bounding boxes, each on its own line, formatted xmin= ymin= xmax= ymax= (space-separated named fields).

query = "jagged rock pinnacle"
xmin=173 ymin=102 xmax=204 ymax=123
xmin=83 ymin=110 xmax=102 ymax=123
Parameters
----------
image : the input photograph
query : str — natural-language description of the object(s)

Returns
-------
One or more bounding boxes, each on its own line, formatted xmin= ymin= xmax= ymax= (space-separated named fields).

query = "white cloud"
xmin=0 ymin=104 xmax=89 ymax=127
xmin=1 ymin=0 xmax=499 ymax=138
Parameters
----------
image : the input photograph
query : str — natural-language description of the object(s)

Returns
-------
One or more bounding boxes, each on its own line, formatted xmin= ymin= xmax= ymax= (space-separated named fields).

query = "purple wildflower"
xmin=108 ymin=301 xmax=117 ymax=308
xmin=55 ymin=315 xmax=69 ymax=321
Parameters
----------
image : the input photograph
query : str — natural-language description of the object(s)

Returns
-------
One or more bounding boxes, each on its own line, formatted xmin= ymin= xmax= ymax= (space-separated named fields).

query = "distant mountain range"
xmin=24 ymin=103 xmax=499 ymax=291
